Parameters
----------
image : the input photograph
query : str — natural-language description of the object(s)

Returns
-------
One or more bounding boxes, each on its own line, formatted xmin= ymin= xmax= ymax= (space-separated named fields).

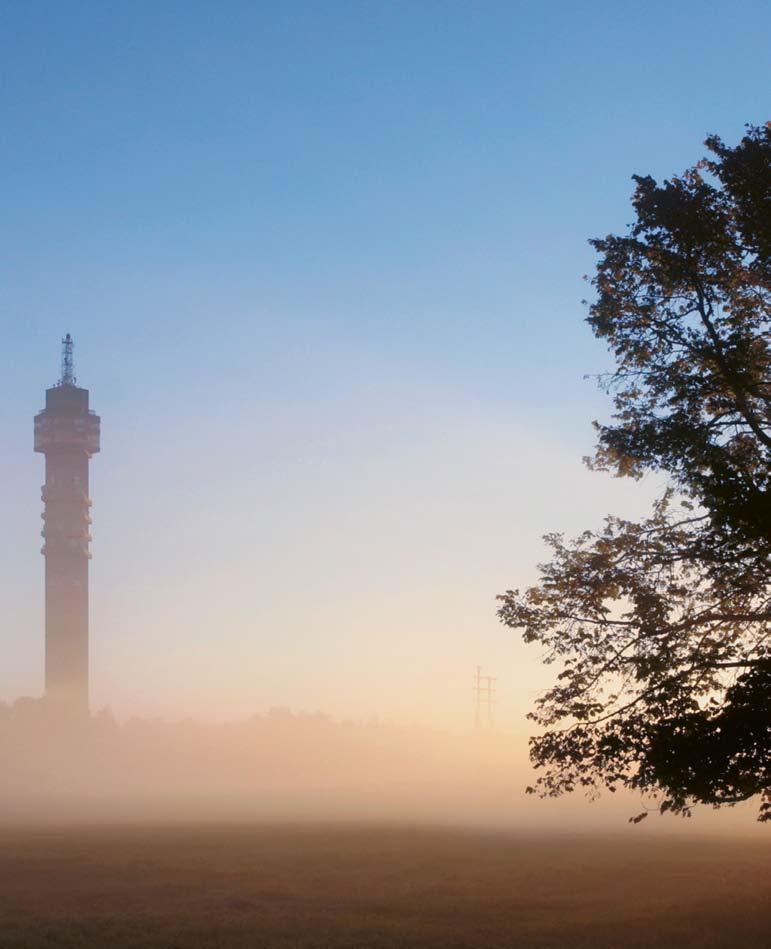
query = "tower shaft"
xmin=34 ymin=338 xmax=100 ymax=715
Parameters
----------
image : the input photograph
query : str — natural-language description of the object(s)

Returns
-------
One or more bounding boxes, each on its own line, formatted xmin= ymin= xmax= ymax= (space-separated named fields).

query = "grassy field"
xmin=0 ymin=823 xmax=768 ymax=948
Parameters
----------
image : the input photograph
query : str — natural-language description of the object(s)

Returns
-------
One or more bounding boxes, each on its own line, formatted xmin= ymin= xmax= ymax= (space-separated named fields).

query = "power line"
xmin=473 ymin=665 xmax=496 ymax=731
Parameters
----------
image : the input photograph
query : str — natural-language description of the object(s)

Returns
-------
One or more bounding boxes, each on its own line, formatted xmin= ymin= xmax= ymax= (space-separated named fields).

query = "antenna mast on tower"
xmin=60 ymin=333 xmax=76 ymax=386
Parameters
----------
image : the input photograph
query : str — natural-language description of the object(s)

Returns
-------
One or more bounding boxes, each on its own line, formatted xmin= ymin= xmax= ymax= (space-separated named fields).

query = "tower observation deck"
xmin=34 ymin=335 xmax=100 ymax=715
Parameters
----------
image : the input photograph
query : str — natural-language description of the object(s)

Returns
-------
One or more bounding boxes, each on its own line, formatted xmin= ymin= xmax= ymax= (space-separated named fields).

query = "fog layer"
xmin=0 ymin=700 xmax=760 ymax=832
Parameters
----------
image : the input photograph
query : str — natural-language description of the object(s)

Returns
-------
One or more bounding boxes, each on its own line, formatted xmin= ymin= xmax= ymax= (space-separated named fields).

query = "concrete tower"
xmin=34 ymin=335 xmax=100 ymax=715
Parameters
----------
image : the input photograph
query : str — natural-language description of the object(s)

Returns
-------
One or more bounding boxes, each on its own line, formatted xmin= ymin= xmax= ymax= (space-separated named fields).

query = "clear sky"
xmin=1 ymin=1 xmax=768 ymax=729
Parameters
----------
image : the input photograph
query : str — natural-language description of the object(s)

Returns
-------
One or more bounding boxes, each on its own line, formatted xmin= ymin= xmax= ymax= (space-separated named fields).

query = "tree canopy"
xmin=498 ymin=124 xmax=770 ymax=822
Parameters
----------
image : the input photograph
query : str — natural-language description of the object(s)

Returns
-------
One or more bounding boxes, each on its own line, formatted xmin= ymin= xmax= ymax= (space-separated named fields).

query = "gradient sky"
xmin=1 ymin=1 xmax=768 ymax=729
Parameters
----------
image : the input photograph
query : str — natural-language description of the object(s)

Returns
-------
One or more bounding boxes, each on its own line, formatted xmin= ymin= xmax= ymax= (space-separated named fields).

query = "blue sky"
xmin=1 ymin=1 xmax=768 ymax=724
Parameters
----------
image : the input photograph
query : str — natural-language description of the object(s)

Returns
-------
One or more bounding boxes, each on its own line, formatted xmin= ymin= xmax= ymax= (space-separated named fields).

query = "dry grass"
xmin=0 ymin=823 xmax=768 ymax=948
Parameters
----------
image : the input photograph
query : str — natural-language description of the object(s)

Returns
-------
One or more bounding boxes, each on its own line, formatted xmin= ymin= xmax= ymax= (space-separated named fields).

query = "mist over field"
xmin=0 ymin=702 xmax=543 ymax=824
xmin=0 ymin=700 xmax=761 ymax=835
xmin=0 ymin=707 xmax=767 ymax=949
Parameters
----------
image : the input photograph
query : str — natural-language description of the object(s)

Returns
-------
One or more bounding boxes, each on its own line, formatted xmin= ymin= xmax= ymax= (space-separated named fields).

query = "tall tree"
xmin=498 ymin=124 xmax=771 ymax=822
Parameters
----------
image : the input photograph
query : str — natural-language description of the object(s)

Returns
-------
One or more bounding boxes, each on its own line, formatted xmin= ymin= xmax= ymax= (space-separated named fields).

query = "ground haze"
xmin=0 ymin=824 xmax=768 ymax=948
